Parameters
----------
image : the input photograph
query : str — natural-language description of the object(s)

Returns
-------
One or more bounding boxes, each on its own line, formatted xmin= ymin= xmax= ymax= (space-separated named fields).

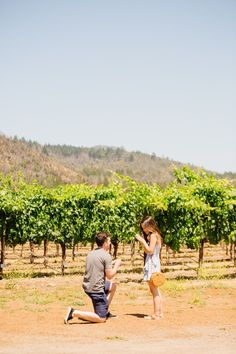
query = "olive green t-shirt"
xmin=82 ymin=248 xmax=112 ymax=293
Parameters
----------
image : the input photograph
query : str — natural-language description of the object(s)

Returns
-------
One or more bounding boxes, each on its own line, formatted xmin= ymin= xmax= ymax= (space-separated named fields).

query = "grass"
xmin=4 ymin=280 xmax=18 ymax=289
xmin=0 ymin=280 xmax=87 ymax=310
xmin=197 ymin=265 xmax=227 ymax=280
xmin=203 ymin=280 xmax=231 ymax=289
xmin=188 ymin=289 xmax=206 ymax=307
xmin=0 ymin=297 xmax=7 ymax=309
xmin=20 ymin=305 xmax=49 ymax=312
xmin=24 ymin=290 xmax=58 ymax=305
xmin=105 ymin=336 xmax=126 ymax=341
xmin=0 ymin=272 xmax=235 ymax=314
xmin=3 ymin=242 xmax=235 ymax=282
xmin=162 ymin=279 xmax=186 ymax=297
xmin=4 ymin=269 xmax=34 ymax=279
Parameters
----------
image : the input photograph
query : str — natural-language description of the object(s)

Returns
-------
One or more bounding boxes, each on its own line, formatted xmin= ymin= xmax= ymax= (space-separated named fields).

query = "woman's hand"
xmin=135 ymin=234 xmax=143 ymax=243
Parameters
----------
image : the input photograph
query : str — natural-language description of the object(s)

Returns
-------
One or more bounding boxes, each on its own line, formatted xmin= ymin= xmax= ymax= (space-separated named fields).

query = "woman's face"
xmin=141 ymin=224 xmax=152 ymax=235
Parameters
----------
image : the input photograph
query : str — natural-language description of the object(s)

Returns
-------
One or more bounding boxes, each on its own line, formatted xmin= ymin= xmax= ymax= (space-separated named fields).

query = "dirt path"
xmin=0 ymin=277 xmax=236 ymax=354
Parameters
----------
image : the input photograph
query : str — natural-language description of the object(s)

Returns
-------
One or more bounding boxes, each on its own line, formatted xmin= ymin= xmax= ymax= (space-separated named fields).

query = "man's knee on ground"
xmin=98 ymin=317 xmax=107 ymax=323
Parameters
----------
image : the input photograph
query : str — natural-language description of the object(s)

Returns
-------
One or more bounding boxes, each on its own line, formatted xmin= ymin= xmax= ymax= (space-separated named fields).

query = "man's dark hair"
xmin=95 ymin=232 xmax=110 ymax=247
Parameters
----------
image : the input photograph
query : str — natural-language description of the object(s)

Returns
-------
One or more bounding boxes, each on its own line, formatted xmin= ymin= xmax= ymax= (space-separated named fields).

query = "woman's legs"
xmin=147 ymin=281 xmax=163 ymax=318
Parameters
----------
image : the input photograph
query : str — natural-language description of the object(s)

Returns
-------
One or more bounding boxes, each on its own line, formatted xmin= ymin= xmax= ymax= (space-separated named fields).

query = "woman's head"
xmin=140 ymin=216 xmax=157 ymax=234
xmin=140 ymin=216 xmax=162 ymax=240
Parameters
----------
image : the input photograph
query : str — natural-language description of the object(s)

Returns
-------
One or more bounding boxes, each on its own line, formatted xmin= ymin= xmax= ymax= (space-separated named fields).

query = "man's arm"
xmin=105 ymin=259 xmax=121 ymax=279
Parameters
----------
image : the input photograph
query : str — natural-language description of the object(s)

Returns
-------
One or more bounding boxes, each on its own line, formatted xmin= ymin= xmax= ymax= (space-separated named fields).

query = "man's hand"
xmin=112 ymin=258 xmax=121 ymax=268
xmin=106 ymin=259 xmax=121 ymax=280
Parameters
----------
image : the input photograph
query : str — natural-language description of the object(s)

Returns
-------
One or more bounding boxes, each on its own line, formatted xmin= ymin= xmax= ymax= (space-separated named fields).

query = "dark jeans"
xmin=86 ymin=280 xmax=110 ymax=318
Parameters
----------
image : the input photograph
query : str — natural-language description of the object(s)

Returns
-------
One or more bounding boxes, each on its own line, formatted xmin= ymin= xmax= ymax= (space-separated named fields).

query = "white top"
xmin=143 ymin=244 xmax=161 ymax=281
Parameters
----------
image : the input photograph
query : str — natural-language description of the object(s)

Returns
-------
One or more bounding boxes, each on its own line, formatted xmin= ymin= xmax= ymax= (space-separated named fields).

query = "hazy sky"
xmin=0 ymin=0 xmax=235 ymax=173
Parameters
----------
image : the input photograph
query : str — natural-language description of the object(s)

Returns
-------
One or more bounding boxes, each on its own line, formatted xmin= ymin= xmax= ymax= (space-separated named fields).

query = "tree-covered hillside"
xmin=0 ymin=134 xmax=235 ymax=187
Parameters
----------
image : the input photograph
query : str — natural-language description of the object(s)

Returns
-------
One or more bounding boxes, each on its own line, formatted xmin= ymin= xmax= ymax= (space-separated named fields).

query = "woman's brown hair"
xmin=140 ymin=216 xmax=162 ymax=243
xmin=140 ymin=216 xmax=163 ymax=263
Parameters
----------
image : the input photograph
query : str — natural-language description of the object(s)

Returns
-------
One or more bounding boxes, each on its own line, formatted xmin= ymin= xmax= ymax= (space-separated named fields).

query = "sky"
xmin=0 ymin=0 xmax=235 ymax=173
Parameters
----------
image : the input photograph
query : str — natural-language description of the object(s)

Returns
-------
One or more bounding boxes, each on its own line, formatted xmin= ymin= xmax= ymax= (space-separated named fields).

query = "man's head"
xmin=95 ymin=232 xmax=111 ymax=250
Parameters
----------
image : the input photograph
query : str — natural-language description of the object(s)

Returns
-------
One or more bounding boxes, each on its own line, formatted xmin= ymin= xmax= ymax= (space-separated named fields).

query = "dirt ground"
xmin=0 ymin=275 xmax=236 ymax=354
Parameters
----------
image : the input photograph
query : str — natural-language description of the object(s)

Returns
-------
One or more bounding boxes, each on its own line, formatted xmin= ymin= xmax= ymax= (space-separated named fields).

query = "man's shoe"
xmin=64 ymin=307 xmax=74 ymax=324
xmin=106 ymin=312 xmax=118 ymax=319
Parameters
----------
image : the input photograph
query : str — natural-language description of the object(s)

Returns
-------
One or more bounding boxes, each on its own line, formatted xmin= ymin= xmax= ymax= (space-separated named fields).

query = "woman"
xmin=135 ymin=216 xmax=163 ymax=320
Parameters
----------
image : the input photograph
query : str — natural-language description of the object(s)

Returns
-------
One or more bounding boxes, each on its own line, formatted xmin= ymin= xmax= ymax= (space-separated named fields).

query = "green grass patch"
xmin=188 ymin=289 xmax=206 ymax=306
xmin=105 ymin=336 xmax=126 ymax=341
xmin=163 ymin=280 xmax=186 ymax=297
xmin=0 ymin=297 xmax=7 ymax=309
xmin=197 ymin=265 xmax=227 ymax=280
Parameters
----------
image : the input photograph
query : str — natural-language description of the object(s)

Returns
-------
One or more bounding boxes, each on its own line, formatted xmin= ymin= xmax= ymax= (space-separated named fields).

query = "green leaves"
xmin=0 ymin=168 xmax=235 ymax=252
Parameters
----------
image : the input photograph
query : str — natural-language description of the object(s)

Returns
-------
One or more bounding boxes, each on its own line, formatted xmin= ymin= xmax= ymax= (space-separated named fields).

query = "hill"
xmin=0 ymin=134 xmax=235 ymax=187
xmin=0 ymin=134 xmax=81 ymax=186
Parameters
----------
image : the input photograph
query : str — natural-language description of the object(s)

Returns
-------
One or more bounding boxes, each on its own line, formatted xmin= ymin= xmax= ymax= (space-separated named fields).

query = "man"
xmin=64 ymin=232 xmax=121 ymax=323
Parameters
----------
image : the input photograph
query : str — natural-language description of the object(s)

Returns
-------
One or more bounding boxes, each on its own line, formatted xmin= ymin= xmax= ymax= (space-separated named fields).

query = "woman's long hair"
xmin=140 ymin=216 xmax=163 ymax=263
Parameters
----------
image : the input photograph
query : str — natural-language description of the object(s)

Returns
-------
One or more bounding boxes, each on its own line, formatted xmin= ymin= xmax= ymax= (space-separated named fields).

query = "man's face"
xmin=104 ymin=237 xmax=111 ymax=250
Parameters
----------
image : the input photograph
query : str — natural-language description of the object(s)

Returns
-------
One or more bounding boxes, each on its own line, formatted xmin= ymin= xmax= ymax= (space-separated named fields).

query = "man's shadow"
xmin=125 ymin=313 xmax=146 ymax=318
xmin=68 ymin=321 xmax=97 ymax=325
xmin=67 ymin=313 xmax=147 ymax=323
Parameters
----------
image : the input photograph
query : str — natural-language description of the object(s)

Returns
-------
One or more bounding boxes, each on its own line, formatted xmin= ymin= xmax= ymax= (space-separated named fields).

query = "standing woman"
xmin=135 ymin=216 xmax=163 ymax=320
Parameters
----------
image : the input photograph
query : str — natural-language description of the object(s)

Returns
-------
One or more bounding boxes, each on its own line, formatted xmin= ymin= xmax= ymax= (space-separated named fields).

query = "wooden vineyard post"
xmin=20 ymin=244 xmax=24 ymax=257
xmin=166 ymin=245 xmax=170 ymax=265
xmin=72 ymin=242 xmax=77 ymax=261
xmin=61 ymin=243 xmax=66 ymax=276
xmin=43 ymin=239 xmax=48 ymax=267
xmin=29 ymin=241 xmax=34 ymax=264
xmin=112 ymin=241 xmax=118 ymax=258
xmin=0 ymin=230 xmax=5 ymax=280
xmin=55 ymin=244 xmax=60 ymax=257
xmin=198 ymin=239 xmax=205 ymax=268
xmin=131 ymin=240 xmax=135 ymax=266
xmin=234 ymin=241 xmax=236 ymax=267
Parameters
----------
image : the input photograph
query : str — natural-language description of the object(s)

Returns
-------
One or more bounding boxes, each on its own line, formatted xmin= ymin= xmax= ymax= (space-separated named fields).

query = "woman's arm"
xmin=135 ymin=233 xmax=158 ymax=255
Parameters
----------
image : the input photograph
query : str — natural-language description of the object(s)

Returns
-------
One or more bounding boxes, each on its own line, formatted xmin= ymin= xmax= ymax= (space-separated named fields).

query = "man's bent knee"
xmin=110 ymin=282 xmax=117 ymax=292
xmin=98 ymin=317 xmax=107 ymax=323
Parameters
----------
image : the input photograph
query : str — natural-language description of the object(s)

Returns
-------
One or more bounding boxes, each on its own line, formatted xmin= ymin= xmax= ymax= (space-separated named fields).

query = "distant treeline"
xmin=1 ymin=134 xmax=235 ymax=188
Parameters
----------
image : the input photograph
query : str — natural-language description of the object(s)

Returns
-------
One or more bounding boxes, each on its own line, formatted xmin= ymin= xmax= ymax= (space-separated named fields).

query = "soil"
xmin=0 ymin=276 xmax=236 ymax=354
